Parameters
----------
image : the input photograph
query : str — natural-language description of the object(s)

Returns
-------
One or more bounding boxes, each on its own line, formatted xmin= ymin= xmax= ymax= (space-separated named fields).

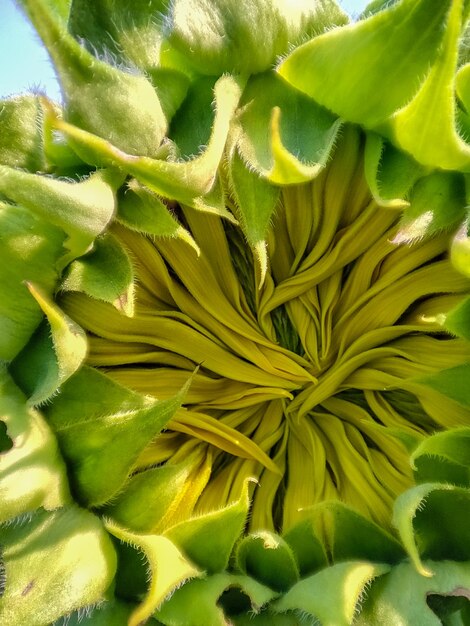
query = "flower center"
xmin=60 ymin=130 xmax=470 ymax=533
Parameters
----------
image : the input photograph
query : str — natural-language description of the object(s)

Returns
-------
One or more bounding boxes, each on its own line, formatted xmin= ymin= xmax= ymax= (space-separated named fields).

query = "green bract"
xmin=2 ymin=0 xmax=470 ymax=624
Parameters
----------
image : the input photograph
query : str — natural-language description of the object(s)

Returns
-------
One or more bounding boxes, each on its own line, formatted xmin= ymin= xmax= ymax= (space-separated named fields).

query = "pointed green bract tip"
xmin=19 ymin=0 xmax=168 ymax=157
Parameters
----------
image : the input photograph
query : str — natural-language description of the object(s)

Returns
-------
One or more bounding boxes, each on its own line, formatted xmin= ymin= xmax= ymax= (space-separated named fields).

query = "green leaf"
xmin=165 ymin=481 xmax=250 ymax=573
xmin=278 ymin=0 xmax=450 ymax=129
xmin=0 ymin=203 xmax=65 ymax=361
xmin=0 ymin=95 xmax=83 ymax=175
xmin=117 ymin=180 xmax=199 ymax=252
xmin=19 ymin=0 xmax=167 ymax=157
xmin=236 ymin=71 xmax=341 ymax=184
xmin=282 ymin=517 xmax=328 ymax=578
xmin=155 ymin=573 xmax=277 ymax=626
xmin=445 ymin=296 xmax=470 ymax=340
xmin=363 ymin=132 xmax=427 ymax=208
xmin=0 ymin=367 xmax=71 ymax=522
xmin=0 ymin=96 xmax=46 ymax=171
xmin=45 ymin=0 xmax=72 ymax=22
xmin=411 ymin=428 xmax=470 ymax=487
xmin=11 ymin=284 xmax=87 ymax=405
xmin=0 ymin=166 xmax=122 ymax=260
xmin=272 ymin=561 xmax=389 ymax=626
xmin=41 ymin=106 xmax=86 ymax=173
xmin=236 ymin=532 xmax=300 ymax=592
xmin=169 ymin=76 xmax=218 ymax=158
xmin=61 ymin=231 xmax=135 ymax=315
xmin=229 ymin=150 xmax=280 ymax=244
xmin=385 ymin=0 xmax=470 ymax=171
xmin=393 ymin=483 xmax=470 ymax=576
xmin=104 ymin=451 xmax=208 ymax=533
xmin=417 ymin=364 xmax=470 ymax=409
xmin=43 ymin=366 xmax=190 ymax=506
xmin=320 ymin=502 xmax=405 ymax=565
xmin=148 ymin=66 xmax=191 ymax=122
xmin=229 ymin=149 xmax=279 ymax=284
xmin=105 ymin=522 xmax=200 ymax=626
xmin=51 ymin=74 xmax=242 ymax=218
xmin=393 ymin=171 xmax=466 ymax=243
xmin=0 ymin=506 xmax=117 ymax=626
xmin=167 ymin=0 xmax=348 ymax=75
xmin=360 ymin=0 xmax=401 ymax=18
xmin=356 ymin=560 xmax=470 ymax=626
xmin=68 ymin=0 xmax=170 ymax=70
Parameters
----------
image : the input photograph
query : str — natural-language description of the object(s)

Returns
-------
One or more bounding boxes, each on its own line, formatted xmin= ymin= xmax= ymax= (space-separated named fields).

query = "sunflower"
xmin=2 ymin=0 xmax=470 ymax=624
xmin=59 ymin=125 xmax=470 ymax=534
